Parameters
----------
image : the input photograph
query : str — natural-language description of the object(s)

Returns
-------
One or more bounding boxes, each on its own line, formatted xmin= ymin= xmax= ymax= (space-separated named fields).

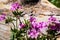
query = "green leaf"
xmin=12 ymin=11 xmax=23 ymax=17
xmin=13 ymin=11 xmax=18 ymax=16
xmin=16 ymin=31 xmax=23 ymax=38
xmin=24 ymin=19 xmax=30 ymax=30
xmin=10 ymin=34 xmax=15 ymax=40
xmin=24 ymin=19 xmax=30 ymax=25
xmin=5 ymin=17 xmax=15 ymax=23
xmin=37 ymin=36 xmax=47 ymax=40
xmin=47 ymin=29 xmax=57 ymax=37
xmin=11 ymin=27 xmax=18 ymax=33
xmin=18 ymin=11 xmax=23 ymax=16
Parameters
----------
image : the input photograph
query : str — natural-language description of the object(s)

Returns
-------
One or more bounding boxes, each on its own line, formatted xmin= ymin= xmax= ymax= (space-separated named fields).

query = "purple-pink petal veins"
xmin=31 ymin=21 xmax=37 ymax=28
xmin=28 ymin=29 xmax=39 ymax=38
xmin=30 ymin=16 xmax=36 ymax=22
xmin=48 ymin=16 xmax=57 ymax=22
xmin=39 ymin=22 xmax=48 ymax=28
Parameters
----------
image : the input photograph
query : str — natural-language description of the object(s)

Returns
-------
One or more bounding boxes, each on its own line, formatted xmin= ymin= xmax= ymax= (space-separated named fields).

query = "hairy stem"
xmin=16 ymin=17 xmax=18 ymax=29
xmin=11 ymin=22 xmax=15 ymax=29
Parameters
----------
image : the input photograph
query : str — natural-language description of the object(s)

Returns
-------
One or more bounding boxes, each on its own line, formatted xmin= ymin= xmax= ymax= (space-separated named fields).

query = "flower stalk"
xmin=16 ymin=17 xmax=18 ymax=29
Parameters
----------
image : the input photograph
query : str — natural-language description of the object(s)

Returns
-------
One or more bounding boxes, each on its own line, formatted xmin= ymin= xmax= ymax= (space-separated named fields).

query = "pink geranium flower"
xmin=30 ymin=16 xmax=36 ymax=22
xmin=10 ymin=2 xmax=22 ymax=11
xmin=0 ymin=14 xmax=6 ymax=21
xmin=48 ymin=16 xmax=57 ymax=22
xmin=28 ymin=29 xmax=39 ymax=39
xmin=19 ymin=22 xmax=25 ymax=29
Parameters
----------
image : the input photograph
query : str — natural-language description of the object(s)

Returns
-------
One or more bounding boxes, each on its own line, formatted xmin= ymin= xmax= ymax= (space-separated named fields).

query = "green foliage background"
xmin=48 ymin=0 xmax=60 ymax=8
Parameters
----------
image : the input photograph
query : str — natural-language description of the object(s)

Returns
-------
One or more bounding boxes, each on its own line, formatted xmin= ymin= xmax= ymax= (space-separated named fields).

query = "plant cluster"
xmin=0 ymin=2 xmax=60 ymax=40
